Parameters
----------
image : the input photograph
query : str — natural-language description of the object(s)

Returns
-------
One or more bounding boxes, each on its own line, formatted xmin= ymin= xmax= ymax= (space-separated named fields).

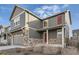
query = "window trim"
xmin=13 ymin=16 xmax=20 ymax=27
xmin=11 ymin=12 xmax=25 ymax=27
xmin=43 ymin=20 xmax=48 ymax=28
xmin=56 ymin=15 xmax=62 ymax=25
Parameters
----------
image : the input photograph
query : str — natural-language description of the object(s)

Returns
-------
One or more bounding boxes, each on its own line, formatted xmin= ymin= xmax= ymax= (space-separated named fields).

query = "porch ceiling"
xmin=10 ymin=27 xmax=25 ymax=33
xmin=37 ymin=24 xmax=64 ymax=32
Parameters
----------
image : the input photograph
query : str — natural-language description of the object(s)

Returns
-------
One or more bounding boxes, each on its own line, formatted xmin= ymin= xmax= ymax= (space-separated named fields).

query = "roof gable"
xmin=10 ymin=5 xmax=72 ymax=24
xmin=10 ymin=6 xmax=24 ymax=20
xmin=10 ymin=5 xmax=41 ymax=20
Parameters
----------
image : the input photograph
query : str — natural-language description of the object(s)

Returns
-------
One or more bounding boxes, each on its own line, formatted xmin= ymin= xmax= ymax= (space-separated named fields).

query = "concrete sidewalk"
xmin=0 ymin=45 xmax=26 ymax=51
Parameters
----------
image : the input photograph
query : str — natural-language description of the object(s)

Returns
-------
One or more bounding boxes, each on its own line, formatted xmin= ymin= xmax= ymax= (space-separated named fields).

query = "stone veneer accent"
xmin=28 ymin=38 xmax=43 ymax=46
xmin=48 ymin=39 xmax=62 ymax=44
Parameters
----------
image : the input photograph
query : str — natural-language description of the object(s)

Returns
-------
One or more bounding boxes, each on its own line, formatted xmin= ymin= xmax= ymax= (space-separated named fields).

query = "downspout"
xmin=46 ymin=30 xmax=48 ymax=44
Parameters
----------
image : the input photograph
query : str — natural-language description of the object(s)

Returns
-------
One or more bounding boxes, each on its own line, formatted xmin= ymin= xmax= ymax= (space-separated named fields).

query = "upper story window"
xmin=43 ymin=20 xmax=48 ymax=27
xmin=12 ymin=16 xmax=20 ymax=27
xmin=56 ymin=15 xmax=62 ymax=25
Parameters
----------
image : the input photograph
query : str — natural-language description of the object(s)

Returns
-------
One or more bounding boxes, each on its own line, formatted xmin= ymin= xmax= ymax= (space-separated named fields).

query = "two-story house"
xmin=0 ymin=25 xmax=8 ymax=45
xmin=9 ymin=5 xmax=72 ymax=47
xmin=73 ymin=29 xmax=79 ymax=40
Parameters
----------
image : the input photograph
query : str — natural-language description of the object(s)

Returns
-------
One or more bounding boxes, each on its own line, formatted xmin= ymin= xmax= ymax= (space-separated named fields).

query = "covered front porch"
xmin=37 ymin=25 xmax=65 ymax=47
xmin=9 ymin=25 xmax=65 ymax=48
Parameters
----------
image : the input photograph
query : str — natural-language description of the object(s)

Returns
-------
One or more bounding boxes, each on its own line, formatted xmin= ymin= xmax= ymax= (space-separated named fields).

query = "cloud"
xmin=52 ymin=5 xmax=61 ymax=13
xmin=33 ymin=4 xmax=70 ymax=18
xmin=33 ymin=5 xmax=61 ymax=18
xmin=62 ymin=4 xmax=69 ymax=9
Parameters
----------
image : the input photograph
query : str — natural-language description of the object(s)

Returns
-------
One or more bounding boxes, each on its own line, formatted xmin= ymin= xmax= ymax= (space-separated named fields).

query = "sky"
xmin=0 ymin=4 xmax=79 ymax=30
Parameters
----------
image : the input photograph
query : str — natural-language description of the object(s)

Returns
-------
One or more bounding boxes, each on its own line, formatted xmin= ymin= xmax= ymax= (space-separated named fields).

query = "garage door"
xmin=13 ymin=34 xmax=26 ymax=45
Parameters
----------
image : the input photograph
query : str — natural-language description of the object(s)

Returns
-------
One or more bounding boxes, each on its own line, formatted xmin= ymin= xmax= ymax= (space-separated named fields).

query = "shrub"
xmin=76 ymin=42 xmax=79 ymax=50
xmin=65 ymin=38 xmax=69 ymax=47
xmin=0 ymin=52 xmax=7 ymax=55
xmin=16 ymin=48 xmax=21 ymax=53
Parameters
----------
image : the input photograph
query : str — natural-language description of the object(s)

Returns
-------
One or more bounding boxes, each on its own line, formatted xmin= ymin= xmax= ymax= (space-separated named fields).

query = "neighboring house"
xmin=0 ymin=26 xmax=8 ymax=45
xmin=73 ymin=29 xmax=79 ymax=40
xmin=67 ymin=29 xmax=79 ymax=46
xmin=5 ymin=26 xmax=12 ymax=45
xmin=9 ymin=5 xmax=72 ymax=47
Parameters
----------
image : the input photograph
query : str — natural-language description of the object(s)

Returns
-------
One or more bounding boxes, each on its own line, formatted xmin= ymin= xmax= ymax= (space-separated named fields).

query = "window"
xmin=56 ymin=15 xmax=62 ymax=25
xmin=43 ymin=21 xmax=48 ymax=27
xmin=12 ymin=16 xmax=20 ymax=27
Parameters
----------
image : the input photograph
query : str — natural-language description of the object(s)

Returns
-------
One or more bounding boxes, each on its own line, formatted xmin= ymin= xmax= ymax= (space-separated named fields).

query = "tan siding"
xmin=28 ymin=13 xmax=43 ymax=39
xmin=12 ymin=7 xmax=24 ymax=19
xmin=28 ymin=14 xmax=43 ymax=29
xmin=20 ymin=13 xmax=25 ymax=28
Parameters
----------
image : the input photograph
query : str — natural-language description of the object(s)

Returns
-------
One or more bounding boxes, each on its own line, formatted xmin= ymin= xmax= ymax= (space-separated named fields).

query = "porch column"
xmin=46 ymin=30 xmax=48 ymax=44
xmin=62 ymin=27 xmax=65 ymax=47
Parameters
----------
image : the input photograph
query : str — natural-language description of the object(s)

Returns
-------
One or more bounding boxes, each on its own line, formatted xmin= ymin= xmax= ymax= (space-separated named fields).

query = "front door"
xmin=43 ymin=32 xmax=47 ymax=43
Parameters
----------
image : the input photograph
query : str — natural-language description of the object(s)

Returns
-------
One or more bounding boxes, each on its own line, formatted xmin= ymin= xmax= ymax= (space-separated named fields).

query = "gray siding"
xmin=48 ymin=17 xmax=56 ymax=28
xmin=11 ymin=13 xmax=25 ymax=31
xmin=28 ymin=14 xmax=43 ymax=29
xmin=20 ymin=13 xmax=25 ymax=28
xmin=48 ymin=14 xmax=65 ymax=28
xmin=29 ymin=28 xmax=42 ymax=39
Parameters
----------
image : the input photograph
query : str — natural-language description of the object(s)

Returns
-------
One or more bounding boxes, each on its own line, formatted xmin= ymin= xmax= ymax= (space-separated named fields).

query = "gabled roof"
xmin=42 ymin=10 xmax=72 ymax=24
xmin=10 ymin=5 xmax=41 ymax=20
xmin=10 ymin=5 xmax=72 ymax=24
xmin=43 ymin=11 xmax=67 ymax=20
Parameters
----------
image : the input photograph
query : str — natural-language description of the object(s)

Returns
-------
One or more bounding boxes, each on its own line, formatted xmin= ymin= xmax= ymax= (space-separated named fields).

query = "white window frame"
xmin=11 ymin=11 xmax=25 ymax=27
xmin=43 ymin=20 xmax=48 ymax=28
xmin=13 ymin=16 xmax=20 ymax=27
xmin=56 ymin=15 xmax=62 ymax=25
